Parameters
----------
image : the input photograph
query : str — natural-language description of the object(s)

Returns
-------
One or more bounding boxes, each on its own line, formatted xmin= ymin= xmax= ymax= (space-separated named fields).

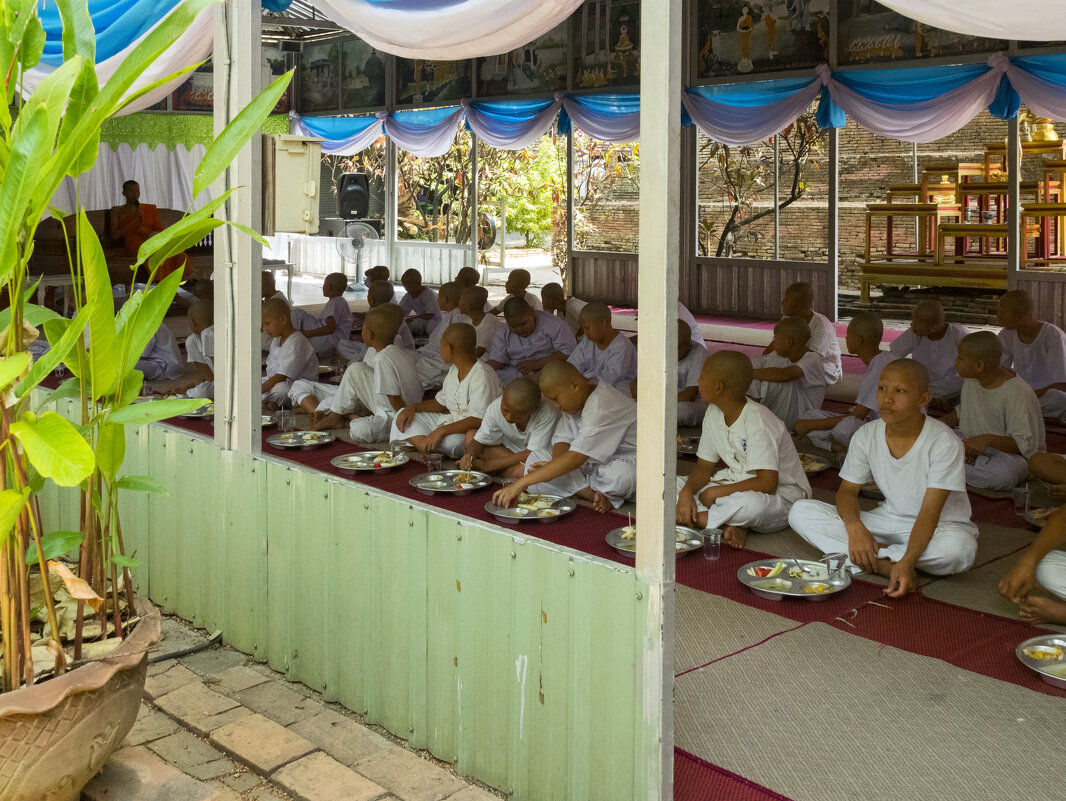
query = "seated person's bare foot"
xmin=312 ymin=411 xmax=344 ymax=431
xmin=722 ymin=525 xmax=748 ymax=549
xmin=1019 ymin=593 xmax=1066 ymax=625
xmin=501 ymin=462 xmax=526 ymax=479
xmin=262 ymin=401 xmax=278 ymax=412
xmin=591 ymin=491 xmax=614 ymax=514
xmin=407 ymin=435 xmax=428 ymax=453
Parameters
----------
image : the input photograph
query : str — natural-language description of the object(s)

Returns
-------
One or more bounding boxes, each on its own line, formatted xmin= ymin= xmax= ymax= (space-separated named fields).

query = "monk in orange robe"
xmin=110 ymin=180 xmax=190 ymax=281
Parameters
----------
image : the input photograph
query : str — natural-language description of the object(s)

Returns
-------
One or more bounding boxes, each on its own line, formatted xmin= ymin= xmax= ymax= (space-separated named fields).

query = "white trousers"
xmin=1038 ymin=388 xmax=1066 ymax=419
xmin=288 ymin=379 xmax=338 ymax=411
xmin=675 ymin=476 xmax=798 ymax=532
xmin=187 ymin=381 xmax=214 ymax=400
xmin=964 ymin=448 xmax=1029 ymax=490
xmin=1036 ymin=550 xmax=1066 ymax=601
xmin=416 ymin=354 xmax=448 ymax=389
xmin=524 ymin=448 xmax=636 ymax=509
xmin=263 ymin=381 xmax=292 ymax=406
xmin=787 ymin=499 xmax=977 ymax=575
xmin=677 ymin=400 xmax=708 ymax=427
xmin=389 ymin=412 xmax=465 ymax=458
xmin=186 ymin=331 xmax=210 ymax=367
xmin=337 ymin=340 xmax=368 ymax=362
xmin=807 ymin=413 xmax=865 ymax=451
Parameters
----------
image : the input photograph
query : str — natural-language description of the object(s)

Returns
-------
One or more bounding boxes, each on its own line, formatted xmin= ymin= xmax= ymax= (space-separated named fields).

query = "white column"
xmin=1007 ymin=116 xmax=1021 ymax=286
xmin=827 ymin=127 xmax=840 ymax=320
xmin=386 ymin=138 xmax=398 ymax=274
xmin=213 ymin=0 xmax=263 ymax=455
xmin=469 ymin=132 xmax=479 ymax=273
xmin=636 ymin=0 xmax=679 ymax=798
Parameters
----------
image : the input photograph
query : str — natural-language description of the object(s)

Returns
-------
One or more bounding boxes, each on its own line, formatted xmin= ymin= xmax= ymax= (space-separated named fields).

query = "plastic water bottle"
xmin=703 ymin=529 xmax=721 ymax=560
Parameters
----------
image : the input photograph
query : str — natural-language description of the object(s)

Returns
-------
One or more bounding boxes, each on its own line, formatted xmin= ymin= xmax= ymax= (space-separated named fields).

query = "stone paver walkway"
xmin=83 ymin=615 xmax=503 ymax=801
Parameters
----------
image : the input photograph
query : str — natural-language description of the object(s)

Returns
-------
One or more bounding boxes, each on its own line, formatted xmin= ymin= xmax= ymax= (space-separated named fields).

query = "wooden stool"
xmin=866 ymin=203 xmax=944 ymax=262
xmin=936 ymin=222 xmax=1010 ymax=264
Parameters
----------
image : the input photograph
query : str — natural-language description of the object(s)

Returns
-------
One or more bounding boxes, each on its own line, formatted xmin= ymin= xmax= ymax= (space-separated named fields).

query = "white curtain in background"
xmin=310 ymin=0 xmax=584 ymax=59
xmin=50 ymin=143 xmax=211 ymax=217
xmin=877 ymin=1 xmax=1066 ymax=42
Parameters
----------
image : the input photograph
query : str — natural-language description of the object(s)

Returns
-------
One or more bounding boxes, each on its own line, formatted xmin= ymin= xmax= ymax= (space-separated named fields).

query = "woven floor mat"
xmin=674 ymin=749 xmax=793 ymax=801
xmin=921 ymin=560 xmax=1066 ymax=632
xmin=675 ymin=622 xmax=1066 ymax=801
xmin=674 ymin=585 xmax=799 ymax=675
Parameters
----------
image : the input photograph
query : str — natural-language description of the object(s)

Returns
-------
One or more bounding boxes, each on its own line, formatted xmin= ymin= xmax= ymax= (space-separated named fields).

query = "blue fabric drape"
xmin=38 ymin=0 xmax=180 ymax=65
xmin=263 ymin=0 xmax=294 ymax=11
xmin=463 ymin=98 xmax=561 ymax=149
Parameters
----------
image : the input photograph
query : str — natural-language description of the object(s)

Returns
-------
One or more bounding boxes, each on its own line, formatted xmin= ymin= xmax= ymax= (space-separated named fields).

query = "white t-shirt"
xmin=138 ymin=325 xmax=184 ymax=380
xmin=435 ymin=360 xmax=502 ymax=423
xmin=677 ymin=343 xmax=709 ymax=393
xmin=418 ymin=308 xmax=468 ymax=362
xmin=553 ymin=382 xmax=638 ymax=464
xmin=999 ymin=322 xmax=1066 ymax=392
xmin=567 ymin=332 xmax=638 ymax=390
xmin=677 ymin=301 xmax=707 ymax=351
xmin=186 ymin=325 xmax=214 ymax=369
xmin=805 ymin=310 xmax=843 ymax=384
xmin=474 ymin=397 xmax=559 ymax=453
xmin=958 ymin=375 xmax=1045 ymax=459
xmin=372 ymin=344 xmax=424 ymax=412
xmin=384 ymin=303 xmax=417 ymax=350
xmin=854 ymin=350 xmax=897 ymax=420
xmin=841 ymin=417 xmax=975 ymax=533
xmin=697 ymin=400 xmax=811 ymax=501
xmin=488 ymin=310 xmax=577 ymax=367
xmin=757 ymin=350 xmax=826 ymax=421
xmin=266 ymin=331 xmax=318 ymax=383
xmin=889 ymin=322 xmax=968 ymax=395
xmin=318 ymin=296 xmax=354 ymax=350
xmin=550 ymin=298 xmax=587 ymax=335
xmin=508 ymin=290 xmax=543 ymax=311
xmin=399 ymin=287 xmax=441 ymax=326
xmin=472 ymin=314 xmax=502 ymax=354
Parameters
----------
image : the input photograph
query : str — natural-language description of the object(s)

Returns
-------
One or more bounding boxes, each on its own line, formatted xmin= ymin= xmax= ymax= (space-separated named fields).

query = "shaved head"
xmin=364 ymin=306 xmax=400 ymax=343
xmin=959 ymin=330 xmax=1002 ymax=368
xmin=882 ymin=358 xmax=929 ymax=394
xmin=455 ymin=267 xmax=480 ymax=288
xmin=503 ymin=377 xmax=541 ymax=411
xmin=460 ymin=285 xmax=488 ymax=310
xmin=847 ymin=311 xmax=883 ymax=344
xmin=912 ymin=299 xmax=945 ymax=324
xmin=509 ymin=269 xmax=531 ymax=287
xmin=367 ymin=279 xmax=395 ymax=306
xmin=678 ymin=319 xmax=691 ymax=341
xmin=539 ymin=359 xmax=583 ymax=389
xmin=262 ymin=270 xmax=277 ymax=291
xmin=998 ymin=289 xmax=1033 ymax=316
xmin=442 ymin=322 xmax=477 ymax=355
xmin=703 ymin=350 xmax=753 ymax=399
xmin=188 ymin=300 xmax=213 ymax=327
xmin=785 ymin=282 xmax=814 ymax=306
xmin=365 ymin=265 xmax=389 ymax=281
xmin=401 ymin=268 xmax=422 ymax=284
xmin=578 ymin=301 xmax=611 ymax=325
xmin=262 ymin=297 xmax=290 ymax=320
xmin=438 ymin=281 xmax=461 ymax=305
xmin=775 ymin=315 xmax=811 ymax=345
xmin=324 ymin=272 xmax=347 ymax=294
xmin=503 ymin=296 xmax=532 ymax=320
xmin=541 ymin=282 xmax=564 ymax=302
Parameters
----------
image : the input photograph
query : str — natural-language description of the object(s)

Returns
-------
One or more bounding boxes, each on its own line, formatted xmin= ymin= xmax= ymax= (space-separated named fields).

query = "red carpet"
xmin=675 ymin=749 xmax=793 ymax=801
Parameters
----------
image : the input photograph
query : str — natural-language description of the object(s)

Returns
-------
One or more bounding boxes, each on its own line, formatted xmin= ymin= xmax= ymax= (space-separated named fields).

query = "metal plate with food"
xmin=331 ymin=451 xmax=409 ymax=474
xmin=737 ymin=557 xmax=851 ymax=602
xmin=409 ymin=470 xmax=492 ymax=496
xmin=677 ymin=435 xmax=700 ymax=455
xmin=265 ymin=430 xmax=336 ymax=450
xmin=178 ymin=402 xmax=214 ymax=419
xmin=485 ymin=493 xmax=577 ymax=524
xmin=605 ymin=525 xmax=705 ymax=558
xmin=1015 ymin=634 xmax=1066 ymax=690
xmin=1023 ymin=506 xmax=1060 ymax=528
xmin=798 ymin=453 xmax=832 ymax=474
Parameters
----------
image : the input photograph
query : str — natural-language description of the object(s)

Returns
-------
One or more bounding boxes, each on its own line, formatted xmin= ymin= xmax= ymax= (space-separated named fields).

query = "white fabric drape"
xmin=290 ymin=111 xmax=387 ymax=155
xmin=1005 ymin=61 xmax=1066 ymax=124
xmin=682 ymin=79 xmax=823 ymax=147
xmin=877 ymin=1 xmax=1066 ymax=42
xmin=20 ymin=6 xmax=213 ymax=117
xmin=559 ymin=94 xmax=641 ymax=144
xmin=383 ymin=107 xmax=465 ymax=158
xmin=309 ymin=0 xmax=584 ymax=59
xmin=461 ymin=99 xmax=562 ymax=150
xmin=50 ymin=143 xmax=211 ymax=217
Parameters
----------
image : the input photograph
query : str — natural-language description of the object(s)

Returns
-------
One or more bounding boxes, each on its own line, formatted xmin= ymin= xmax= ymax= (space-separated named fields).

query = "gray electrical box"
xmin=262 ymin=134 xmax=322 ymax=236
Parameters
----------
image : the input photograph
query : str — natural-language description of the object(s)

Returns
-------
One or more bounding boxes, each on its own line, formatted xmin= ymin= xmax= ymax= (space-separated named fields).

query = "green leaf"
xmin=96 ymin=423 xmax=125 ymax=480
xmin=26 ymin=530 xmax=84 ymax=565
xmin=135 ymin=189 xmax=233 ymax=268
xmin=0 ymin=488 xmax=30 ymax=544
xmin=117 ymin=270 xmax=183 ymax=377
xmin=11 ymin=411 xmax=94 ymax=487
xmin=0 ymin=300 xmax=61 ymax=334
xmin=193 ymin=70 xmax=293 ymax=198
xmin=78 ymin=211 xmax=120 ymax=397
xmin=18 ymin=14 xmax=45 ymax=72
xmin=55 ymin=0 xmax=96 ymax=63
xmin=109 ymin=397 xmax=206 ymax=427
xmin=110 ymin=553 xmax=140 ymax=568
xmin=115 ymin=60 xmax=201 ymax=114
xmin=36 ymin=377 xmax=83 ymax=411
xmin=0 ymin=104 xmax=50 ymax=287
xmin=58 ymin=56 xmax=101 ymax=177
xmin=116 ymin=475 xmax=168 ymax=496
xmin=223 ymin=220 xmax=270 ymax=249
xmin=0 ymin=352 xmax=30 ymax=389
xmin=114 ymin=370 xmax=144 ymax=409
xmin=15 ymin=55 xmax=82 ymax=155
xmin=16 ymin=311 xmax=87 ymax=398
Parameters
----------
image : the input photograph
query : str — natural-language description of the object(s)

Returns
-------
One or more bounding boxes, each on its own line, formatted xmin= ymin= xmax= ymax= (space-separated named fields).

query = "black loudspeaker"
xmin=337 ymin=172 xmax=370 ymax=220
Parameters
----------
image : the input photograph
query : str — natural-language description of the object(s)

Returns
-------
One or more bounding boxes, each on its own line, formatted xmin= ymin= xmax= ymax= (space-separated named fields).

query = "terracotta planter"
xmin=0 ymin=598 xmax=160 ymax=801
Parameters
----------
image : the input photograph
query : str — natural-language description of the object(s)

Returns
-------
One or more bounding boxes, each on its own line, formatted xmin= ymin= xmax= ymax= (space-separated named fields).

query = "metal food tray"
xmin=485 ymin=495 xmax=577 ymax=524
xmin=178 ymin=403 xmax=214 ymax=419
xmin=605 ymin=526 xmax=705 ymax=559
xmin=266 ymin=431 xmax=336 ymax=450
xmin=737 ymin=557 xmax=851 ymax=602
xmin=1023 ymin=507 xmax=1059 ymax=528
xmin=409 ymin=470 xmax=492 ymax=496
xmin=330 ymin=452 xmax=409 ymax=474
xmin=1015 ymin=634 xmax=1066 ymax=690
xmin=798 ymin=453 xmax=831 ymax=474
xmin=677 ymin=436 xmax=700 ymax=455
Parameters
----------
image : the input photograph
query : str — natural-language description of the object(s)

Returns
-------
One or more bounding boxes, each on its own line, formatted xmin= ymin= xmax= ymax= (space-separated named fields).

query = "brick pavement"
xmin=84 ymin=615 xmax=502 ymax=801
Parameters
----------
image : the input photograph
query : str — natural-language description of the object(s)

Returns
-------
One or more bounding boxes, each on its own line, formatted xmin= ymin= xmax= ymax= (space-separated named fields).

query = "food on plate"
xmin=1025 ymin=645 xmax=1064 ymax=661
xmin=748 ymin=561 xmax=785 ymax=578
xmin=539 ymin=508 xmax=561 ymax=517
xmin=788 ymin=567 xmax=805 ymax=578
xmin=1046 ymin=664 xmax=1066 ymax=678
xmin=752 ymin=578 xmax=791 ymax=592
xmin=803 ymin=583 xmax=832 ymax=594
xmin=620 ymin=525 xmax=637 ymax=540
xmin=799 ymin=453 xmax=826 ymax=472
xmin=517 ymin=493 xmax=554 ymax=510
xmin=1029 ymin=507 xmax=1058 ymax=522
xmin=454 ymin=472 xmax=477 ymax=483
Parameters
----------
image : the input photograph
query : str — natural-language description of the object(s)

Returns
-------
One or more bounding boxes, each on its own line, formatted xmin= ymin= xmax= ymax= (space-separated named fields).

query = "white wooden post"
xmin=1007 ymin=116 xmax=1021 ymax=286
xmin=386 ymin=138 xmax=398 ymax=276
xmin=213 ymin=0 xmax=263 ymax=455
xmin=636 ymin=0 xmax=680 ymax=798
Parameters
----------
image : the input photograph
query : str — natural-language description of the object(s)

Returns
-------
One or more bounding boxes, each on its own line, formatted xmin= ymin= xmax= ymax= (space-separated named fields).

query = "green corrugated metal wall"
xmin=40 ymin=419 xmax=654 ymax=800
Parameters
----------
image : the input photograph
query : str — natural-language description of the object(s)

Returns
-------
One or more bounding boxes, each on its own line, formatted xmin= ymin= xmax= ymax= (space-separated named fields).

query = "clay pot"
xmin=0 ymin=598 xmax=160 ymax=801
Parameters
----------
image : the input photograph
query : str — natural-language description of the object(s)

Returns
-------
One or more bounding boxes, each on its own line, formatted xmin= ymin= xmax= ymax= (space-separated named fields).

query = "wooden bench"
xmin=865 ymin=203 xmax=960 ymax=262
xmin=858 ymin=259 xmax=1008 ymax=302
xmin=936 ymin=222 xmax=1010 ymax=263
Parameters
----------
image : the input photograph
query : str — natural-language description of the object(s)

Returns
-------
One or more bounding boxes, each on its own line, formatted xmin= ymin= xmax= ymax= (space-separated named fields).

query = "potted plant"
xmin=0 ymin=2 xmax=290 ymax=799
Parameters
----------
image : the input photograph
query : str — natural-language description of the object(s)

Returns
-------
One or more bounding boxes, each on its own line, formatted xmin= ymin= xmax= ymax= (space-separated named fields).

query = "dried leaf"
xmin=47 ymin=560 xmax=103 ymax=612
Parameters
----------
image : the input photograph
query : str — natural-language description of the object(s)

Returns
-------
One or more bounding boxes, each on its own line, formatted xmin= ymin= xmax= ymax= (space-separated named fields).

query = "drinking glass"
xmin=389 ymin=440 xmax=406 ymax=460
xmin=53 ymin=362 xmax=67 ymax=379
xmin=424 ymin=452 xmax=443 ymax=473
xmin=702 ymin=529 xmax=721 ymax=561
xmin=278 ymin=410 xmax=296 ymax=432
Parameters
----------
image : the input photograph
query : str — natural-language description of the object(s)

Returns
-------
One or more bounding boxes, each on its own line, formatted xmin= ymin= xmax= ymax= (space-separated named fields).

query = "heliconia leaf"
xmin=16 ymin=311 xmax=87 ymax=398
xmin=116 ymin=475 xmax=168 ymax=496
xmin=26 ymin=530 xmax=84 ymax=565
xmin=77 ymin=212 xmax=119 ymax=397
xmin=0 ymin=104 xmax=50 ymax=287
xmin=55 ymin=0 xmax=96 ymax=63
xmin=47 ymin=561 xmax=104 ymax=612
xmin=11 ymin=411 xmax=95 ymax=487
xmin=117 ymin=270 xmax=183 ymax=377
xmin=96 ymin=422 xmax=125 ymax=481
xmin=0 ymin=487 xmax=30 ymax=545
xmin=0 ymin=352 xmax=30 ymax=389
xmin=109 ymin=397 xmax=206 ymax=426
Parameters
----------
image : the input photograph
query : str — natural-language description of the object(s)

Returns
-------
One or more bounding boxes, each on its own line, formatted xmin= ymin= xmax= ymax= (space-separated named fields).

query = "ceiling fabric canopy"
xmin=876 ymin=0 xmax=1066 ymax=42
xmin=308 ymin=0 xmax=584 ymax=59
